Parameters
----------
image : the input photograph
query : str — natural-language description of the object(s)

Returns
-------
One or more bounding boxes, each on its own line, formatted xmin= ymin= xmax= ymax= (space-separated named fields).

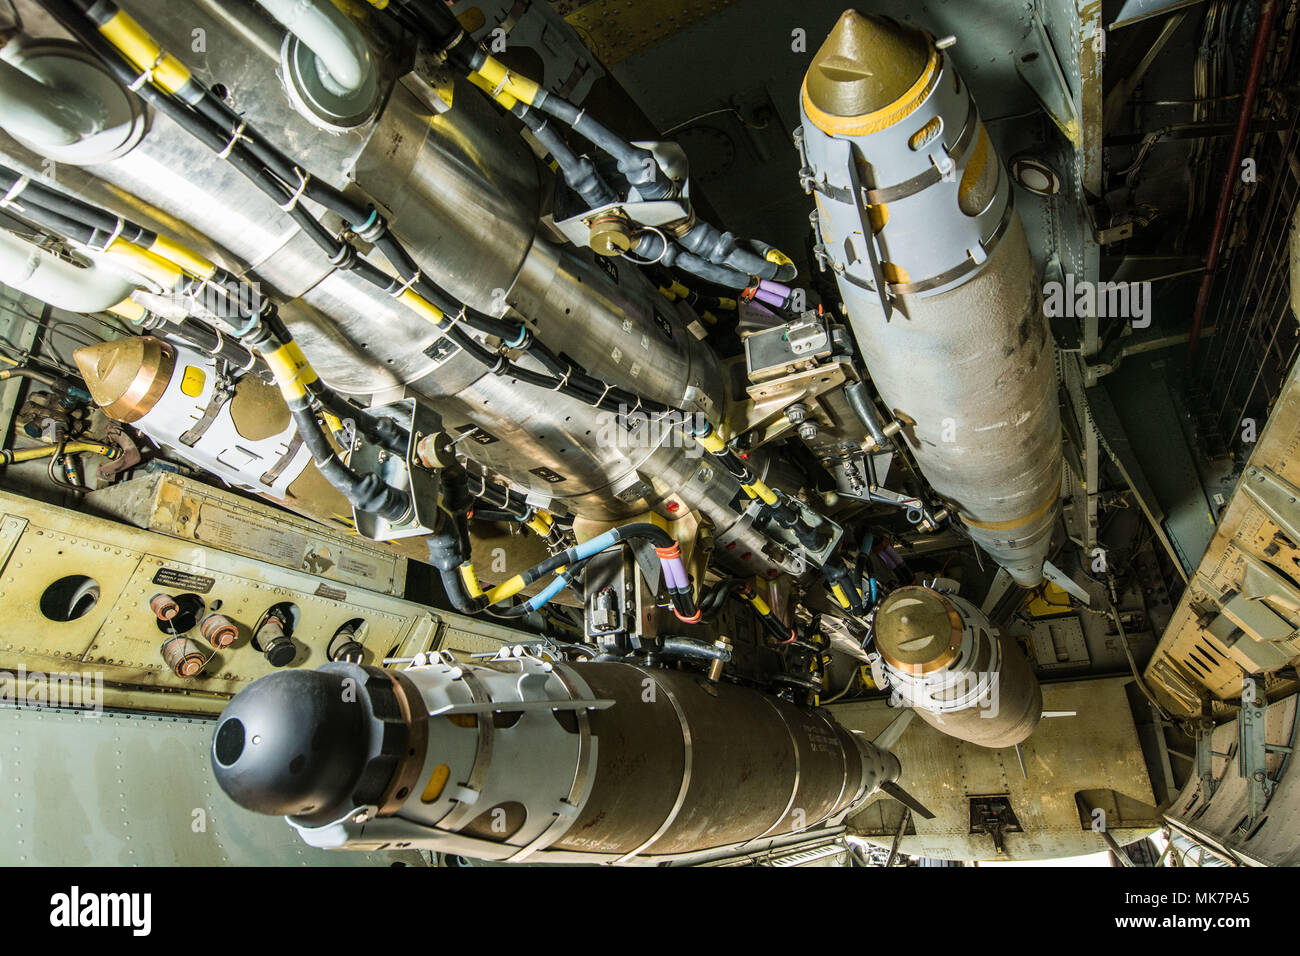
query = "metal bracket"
xmin=1238 ymin=685 xmax=1274 ymax=825
xmin=843 ymin=143 xmax=894 ymax=321
xmin=1194 ymin=718 xmax=1217 ymax=802
xmin=1015 ymin=5 xmax=1081 ymax=146
xmin=346 ymin=398 xmax=441 ymax=541
xmin=1242 ymin=465 xmax=1300 ymax=546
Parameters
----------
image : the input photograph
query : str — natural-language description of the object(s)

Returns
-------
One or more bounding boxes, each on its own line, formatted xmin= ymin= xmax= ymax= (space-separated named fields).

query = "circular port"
xmin=39 ymin=575 xmax=100 ymax=622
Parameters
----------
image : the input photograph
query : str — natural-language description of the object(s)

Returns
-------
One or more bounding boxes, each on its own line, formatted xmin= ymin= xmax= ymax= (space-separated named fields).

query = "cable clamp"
xmin=588 ymin=381 xmax=613 ymax=407
xmin=0 ymin=175 xmax=30 ymax=209
xmin=217 ymin=119 xmax=248 ymax=159
xmin=389 ymin=268 xmax=421 ymax=298
xmin=329 ymin=242 xmax=355 ymax=268
xmin=127 ymin=51 xmax=164 ymax=91
xmin=90 ymin=217 xmax=125 ymax=252
xmin=490 ymin=70 xmax=513 ymax=99
xmin=551 ymin=366 xmax=572 ymax=391
xmin=207 ymin=328 xmax=225 ymax=357
xmin=277 ymin=168 xmax=311 ymax=212
xmin=504 ymin=325 xmax=528 ymax=349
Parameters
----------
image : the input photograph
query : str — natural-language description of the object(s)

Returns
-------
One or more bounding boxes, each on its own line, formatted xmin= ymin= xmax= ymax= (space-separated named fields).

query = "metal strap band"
xmin=864 ymin=92 xmax=980 ymax=204
xmin=259 ymin=431 xmax=304 ymax=486
xmin=434 ymin=668 xmax=495 ymax=832
xmin=179 ymin=385 xmax=233 ymax=448
xmin=613 ymin=666 xmax=693 ymax=863
xmin=503 ymin=665 xmax=597 ymax=862
xmin=889 ymin=181 xmax=1014 ymax=295
xmin=738 ymin=693 xmax=804 ymax=847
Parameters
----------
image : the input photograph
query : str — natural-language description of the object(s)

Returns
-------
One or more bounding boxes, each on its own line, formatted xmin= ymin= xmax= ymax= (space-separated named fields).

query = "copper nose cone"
xmin=73 ymin=336 xmax=174 ymax=422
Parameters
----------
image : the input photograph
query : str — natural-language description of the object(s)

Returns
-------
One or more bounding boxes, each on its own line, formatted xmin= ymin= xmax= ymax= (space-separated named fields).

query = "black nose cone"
xmin=212 ymin=668 xmax=367 ymax=821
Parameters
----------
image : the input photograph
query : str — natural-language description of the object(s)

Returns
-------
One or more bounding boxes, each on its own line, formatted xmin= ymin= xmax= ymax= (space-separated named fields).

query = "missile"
xmin=873 ymin=585 xmax=1042 ymax=748
xmin=798 ymin=11 xmax=1062 ymax=586
xmin=210 ymin=653 xmax=921 ymax=864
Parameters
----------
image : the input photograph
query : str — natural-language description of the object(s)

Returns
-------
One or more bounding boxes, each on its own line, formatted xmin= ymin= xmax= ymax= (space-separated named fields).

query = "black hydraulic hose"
xmin=489 ymin=556 xmax=593 ymax=620
xmin=383 ymin=0 xmax=474 ymax=67
xmin=466 ymin=469 xmax=530 ymax=514
xmin=513 ymin=104 xmax=618 ymax=209
xmin=515 ymin=522 xmax=674 ymax=591
xmin=844 ymin=380 xmax=894 ymax=452
xmin=3 ymin=193 xmax=97 ymax=247
xmin=166 ymin=317 xmax=262 ymax=374
xmin=427 ymin=531 xmax=479 ymax=614
xmin=520 ymin=90 xmax=670 ymax=199
xmin=823 ymin=560 xmax=865 ymax=615
xmin=285 ymin=396 xmax=410 ymax=522
xmin=632 ymin=231 xmax=750 ymax=290
xmin=678 ymin=221 xmax=784 ymax=282
xmin=659 ymin=636 xmax=732 ymax=663
xmin=470 ymin=506 xmax=520 ymax=523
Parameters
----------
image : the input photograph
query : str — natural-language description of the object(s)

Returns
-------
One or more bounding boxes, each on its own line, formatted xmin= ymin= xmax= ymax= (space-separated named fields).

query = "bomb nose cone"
xmin=873 ymin=586 xmax=962 ymax=675
xmin=804 ymin=10 xmax=931 ymax=119
xmin=72 ymin=336 xmax=174 ymax=421
xmin=211 ymin=668 xmax=368 ymax=821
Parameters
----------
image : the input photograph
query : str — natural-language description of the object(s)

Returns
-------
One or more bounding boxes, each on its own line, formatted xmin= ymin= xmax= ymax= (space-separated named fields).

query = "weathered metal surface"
xmin=1165 ymin=694 xmax=1300 ymax=866
xmin=1145 ymin=357 xmax=1300 ymax=716
xmin=0 ymin=487 xmax=440 ymax=715
xmin=833 ymin=676 xmax=1160 ymax=861
xmin=86 ymin=472 xmax=408 ymax=596
xmin=559 ymin=0 xmax=741 ymax=66
xmin=0 ymin=706 xmax=427 ymax=866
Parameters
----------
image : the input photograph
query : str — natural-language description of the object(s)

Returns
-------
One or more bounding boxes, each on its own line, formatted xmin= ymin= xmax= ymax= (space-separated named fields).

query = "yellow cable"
xmin=3 ymin=441 xmax=115 ymax=463
xmin=97 ymin=8 xmax=194 ymax=97
xmin=831 ymin=584 xmax=851 ymax=610
xmin=260 ymin=340 xmax=319 ymax=401
xmin=486 ymin=574 xmax=527 ymax=605
xmin=147 ymin=234 xmax=217 ymax=280
xmin=103 ymin=239 xmax=186 ymax=288
xmin=459 ymin=562 xmax=485 ymax=598
xmin=397 ymin=288 xmax=447 ymax=329
xmin=472 ymin=55 xmax=542 ymax=107
xmin=108 ymin=297 xmax=148 ymax=323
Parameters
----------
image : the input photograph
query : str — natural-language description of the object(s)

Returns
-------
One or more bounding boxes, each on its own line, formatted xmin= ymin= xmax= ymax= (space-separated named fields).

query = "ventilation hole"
xmin=39 ymin=575 xmax=100 ymax=622
xmin=214 ymin=718 xmax=245 ymax=766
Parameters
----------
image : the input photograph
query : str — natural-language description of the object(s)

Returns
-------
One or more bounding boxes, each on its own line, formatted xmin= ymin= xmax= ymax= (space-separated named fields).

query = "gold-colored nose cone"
xmin=874 ymin=586 xmax=963 ymax=675
xmin=73 ymin=336 xmax=174 ymax=422
xmin=805 ymin=10 xmax=931 ymax=118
